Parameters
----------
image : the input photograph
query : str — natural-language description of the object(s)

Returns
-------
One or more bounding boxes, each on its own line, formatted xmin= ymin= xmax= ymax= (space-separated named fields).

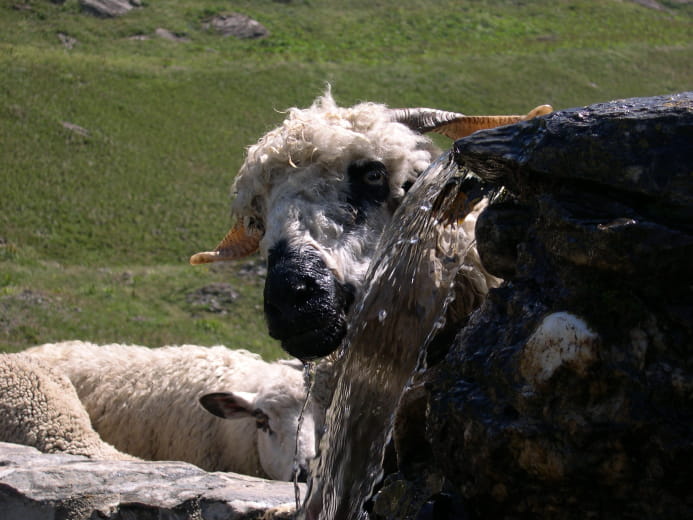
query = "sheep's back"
xmin=0 ymin=353 xmax=132 ymax=460
xmin=24 ymin=342 xmax=301 ymax=474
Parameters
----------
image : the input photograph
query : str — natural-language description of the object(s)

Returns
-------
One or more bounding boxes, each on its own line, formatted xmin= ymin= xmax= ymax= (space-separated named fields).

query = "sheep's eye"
xmin=347 ymin=160 xmax=390 ymax=209
xmin=364 ymin=169 xmax=385 ymax=186
xmin=253 ymin=409 xmax=272 ymax=434
xmin=347 ymin=160 xmax=388 ymax=185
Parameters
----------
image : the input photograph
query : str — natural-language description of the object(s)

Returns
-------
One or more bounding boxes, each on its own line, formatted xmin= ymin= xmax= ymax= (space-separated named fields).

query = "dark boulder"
xmin=420 ymin=92 xmax=693 ymax=519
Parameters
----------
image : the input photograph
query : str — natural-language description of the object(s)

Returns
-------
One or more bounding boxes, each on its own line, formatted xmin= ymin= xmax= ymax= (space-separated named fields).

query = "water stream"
xmin=293 ymin=361 xmax=316 ymax=509
xmin=299 ymin=152 xmax=475 ymax=520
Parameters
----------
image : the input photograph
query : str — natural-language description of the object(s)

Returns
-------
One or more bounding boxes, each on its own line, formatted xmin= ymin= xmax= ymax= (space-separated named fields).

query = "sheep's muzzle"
xmin=263 ymin=240 xmax=354 ymax=360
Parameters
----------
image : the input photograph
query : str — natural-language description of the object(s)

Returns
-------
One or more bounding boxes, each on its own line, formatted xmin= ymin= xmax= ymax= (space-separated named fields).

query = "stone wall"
xmin=0 ymin=442 xmax=299 ymax=519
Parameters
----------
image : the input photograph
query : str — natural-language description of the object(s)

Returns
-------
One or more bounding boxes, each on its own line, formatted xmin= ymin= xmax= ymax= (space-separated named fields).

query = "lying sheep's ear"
xmin=190 ymin=222 xmax=261 ymax=265
xmin=199 ymin=391 xmax=257 ymax=419
xmin=200 ymin=392 xmax=273 ymax=432
xmin=389 ymin=104 xmax=553 ymax=140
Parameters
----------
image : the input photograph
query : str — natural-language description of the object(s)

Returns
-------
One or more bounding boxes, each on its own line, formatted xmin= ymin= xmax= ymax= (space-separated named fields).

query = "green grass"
xmin=1 ymin=0 xmax=691 ymax=355
xmin=0 ymin=255 xmax=277 ymax=357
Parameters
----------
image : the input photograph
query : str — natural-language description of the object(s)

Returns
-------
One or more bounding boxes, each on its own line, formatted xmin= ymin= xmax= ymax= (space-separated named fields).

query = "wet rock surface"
xmin=0 ymin=442 xmax=299 ymax=519
xmin=397 ymin=92 xmax=693 ymax=519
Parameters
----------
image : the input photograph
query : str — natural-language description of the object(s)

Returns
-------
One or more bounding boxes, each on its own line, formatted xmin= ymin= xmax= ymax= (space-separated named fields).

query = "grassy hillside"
xmin=1 ymin=0 xmax=691 ymax=355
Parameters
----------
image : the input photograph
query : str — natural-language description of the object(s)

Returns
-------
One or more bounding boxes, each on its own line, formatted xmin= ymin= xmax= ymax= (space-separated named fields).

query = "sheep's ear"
xmin=199 ymin=391 xmax=257 ymax=420
xmin=190 ymin=222 xmax=261 ymax=265
xmin=389 ymin=105 xmax=553 ymax=140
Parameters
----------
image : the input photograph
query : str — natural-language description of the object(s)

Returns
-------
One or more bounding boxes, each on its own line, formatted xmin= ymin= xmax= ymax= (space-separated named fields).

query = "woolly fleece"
xmin=26 ymin=342 xmax=315 ymax=481
xmin=0 ymin=353 xmax=135 ymax=461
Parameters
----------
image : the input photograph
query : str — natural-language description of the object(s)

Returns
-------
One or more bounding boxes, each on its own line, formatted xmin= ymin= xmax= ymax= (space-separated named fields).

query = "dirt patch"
xmin=186 ymin=283 xmax=239 ymax=314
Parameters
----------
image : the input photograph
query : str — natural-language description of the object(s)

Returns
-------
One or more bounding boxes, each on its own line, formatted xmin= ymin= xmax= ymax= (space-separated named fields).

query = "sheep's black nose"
xmin=264 ymin=262 xmax=324 ymax=309
xmin=263 ymin=240 xmax=352 ymax=360
xmin=264 ymin=241 xmax=333 ymax=322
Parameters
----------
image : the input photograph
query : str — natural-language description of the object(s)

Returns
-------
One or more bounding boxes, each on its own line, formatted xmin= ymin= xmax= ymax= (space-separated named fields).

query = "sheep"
xmin=25 ymin=341 xmax=315 ymax=481
xmin=0 ymin=352 xmax=136 ymax=461
xmin=191 ymin=90 xmax=551 ymax=360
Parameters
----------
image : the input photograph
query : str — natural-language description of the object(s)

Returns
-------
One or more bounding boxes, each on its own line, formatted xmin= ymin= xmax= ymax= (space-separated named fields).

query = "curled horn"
xmin=390 ymin=104 xmax=553 ymax=140
xmin=190 ymin=222 xmax=260 ymax=265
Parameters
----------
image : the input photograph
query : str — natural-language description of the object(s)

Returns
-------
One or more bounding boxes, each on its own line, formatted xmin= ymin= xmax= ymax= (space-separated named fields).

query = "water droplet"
xmin=378 ymin=309 xmax=387 ymax=322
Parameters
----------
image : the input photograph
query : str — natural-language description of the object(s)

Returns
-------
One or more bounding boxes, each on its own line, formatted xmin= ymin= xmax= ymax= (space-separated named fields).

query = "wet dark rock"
xmin=0 ymin=442 xmax=299 ymax=519
xmin=372 ymin=473 xmax=444 ymax=520
xmin=474 ymin=199 xmax=531 ymax=279
xmin=369 ymin=92 xmax=693 ymax=519
xmin=414 ymin=92 xmax=693 ymax=519
xmin=202 ymin=13 xmax=269 ymax=39
xmin=456 ymin=92 xmax=693 ymax=234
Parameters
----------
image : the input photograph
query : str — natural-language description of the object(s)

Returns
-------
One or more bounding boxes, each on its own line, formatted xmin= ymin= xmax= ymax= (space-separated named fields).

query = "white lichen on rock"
xmin=520 ymin=312 xmax=599 ymax=385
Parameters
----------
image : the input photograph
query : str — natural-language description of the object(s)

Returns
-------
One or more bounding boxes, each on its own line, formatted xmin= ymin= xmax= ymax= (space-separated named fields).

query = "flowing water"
xmin=299 ymin=152 xmax=477 ymax=520
xmin=294 ymin=361 xmax=316 ymax=509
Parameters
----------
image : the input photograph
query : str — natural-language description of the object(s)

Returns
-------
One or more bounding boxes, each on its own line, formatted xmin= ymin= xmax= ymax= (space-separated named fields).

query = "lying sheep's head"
xmin=192 ymin=92 xmax=551 ymax=360
xmin=200 ymin=381 xmax=315 ymax=482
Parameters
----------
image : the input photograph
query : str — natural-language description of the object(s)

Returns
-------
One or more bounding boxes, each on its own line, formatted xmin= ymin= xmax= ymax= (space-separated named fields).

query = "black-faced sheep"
xmin=0 ymin=352 xmax=136 ymax=461
xmin=191 ymin=91 xmax=551 ymax=360
xmin=25 ymin=341 xmax=315 ymax=481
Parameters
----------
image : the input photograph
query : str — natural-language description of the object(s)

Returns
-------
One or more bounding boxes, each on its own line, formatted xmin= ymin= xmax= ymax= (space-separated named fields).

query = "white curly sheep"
xmin=25 ymin=341 xmax=315 ymax=481
xmin=0 ymin=352 xmax=136 ymax=461
xmin=190 ymin=90 xmax=550 ymax=360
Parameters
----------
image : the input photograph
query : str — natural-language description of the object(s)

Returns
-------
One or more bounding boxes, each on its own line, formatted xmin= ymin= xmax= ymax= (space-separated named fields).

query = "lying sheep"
xmin=0 ymin=352 xmax=135 ymax=461
xmin=26 ymin=341 xmax=315 ymax=481
xmin=191 ymin=90 xmax=551 ymax=360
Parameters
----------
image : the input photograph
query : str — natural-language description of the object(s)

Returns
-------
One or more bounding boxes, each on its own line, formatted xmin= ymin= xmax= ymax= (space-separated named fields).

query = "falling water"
xmin=294 ymin=361 xmax=316 ymax=509
xmin=299 ymin=152 xmax=477 ymax=520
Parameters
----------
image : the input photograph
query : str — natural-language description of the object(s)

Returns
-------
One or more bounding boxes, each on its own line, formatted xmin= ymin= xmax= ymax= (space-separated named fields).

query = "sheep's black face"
xmin=264 ymin=240 xmax=356 ymax=360
xmin=262 ymin=160 xmax=394 ymax=360
xmin=347 ymin=159 xmax=391 ymax=218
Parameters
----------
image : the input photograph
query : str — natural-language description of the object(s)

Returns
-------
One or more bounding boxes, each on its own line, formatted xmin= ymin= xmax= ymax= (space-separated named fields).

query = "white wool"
xmin=25 ymin=341 xmax=315 ymax=481
xmin=225 ymin=93 xmax=500 ymax=416
xmin=231 ymin=91 xmax=439 ymax=286
xmin=229 ymin=92 xmax=499 ymax=301
xmin=447 ymin=198 xmax=501 ymax=319
xmin=0 ymin=353 xmax=136 ymax=461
